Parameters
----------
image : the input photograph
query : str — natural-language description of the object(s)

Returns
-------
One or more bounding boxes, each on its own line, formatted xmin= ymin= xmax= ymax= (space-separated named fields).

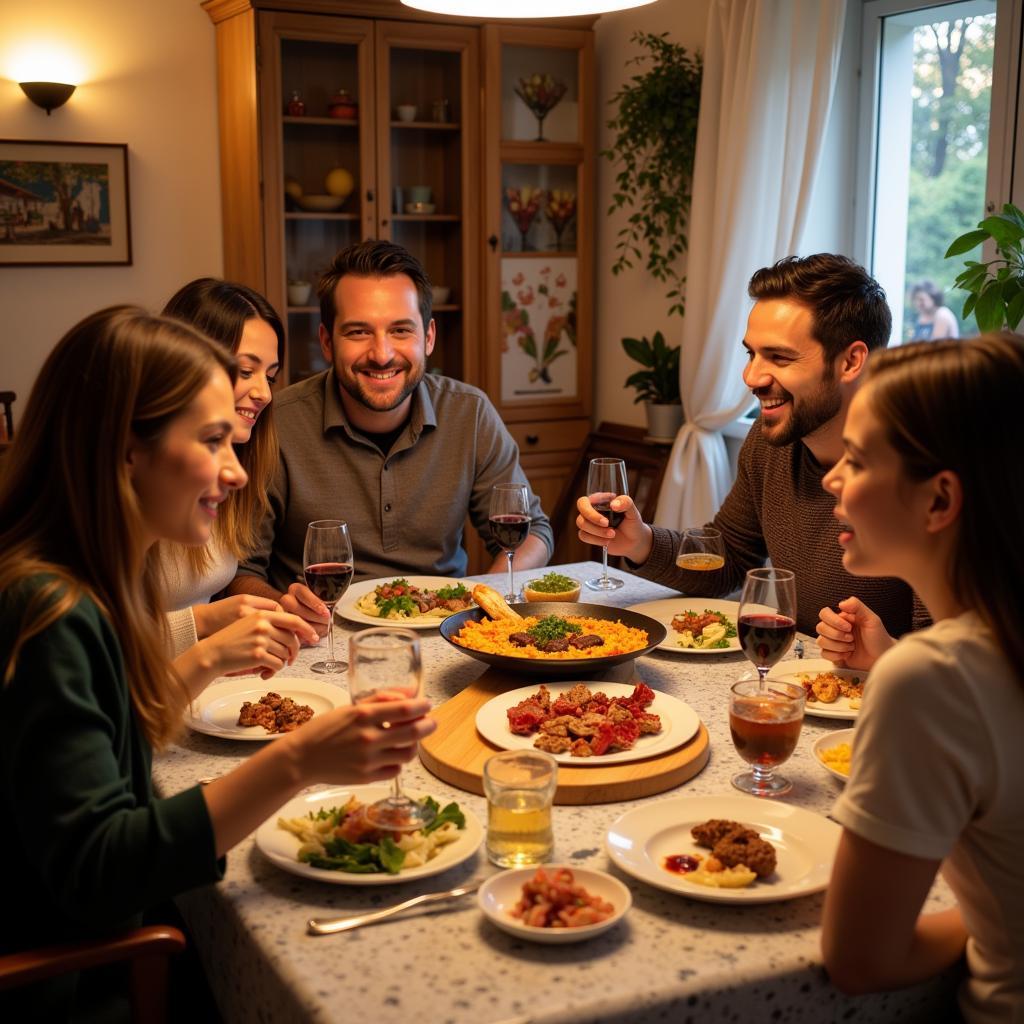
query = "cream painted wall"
xmin=0 ymin=0 xmax=222 ymax=429
xmin=593 ymin=0 xmax=711 ymax=430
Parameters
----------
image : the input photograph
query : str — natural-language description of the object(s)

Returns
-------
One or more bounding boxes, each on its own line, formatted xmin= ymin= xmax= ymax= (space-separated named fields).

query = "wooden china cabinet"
xmin=202 ymin=0 xmax=596 ymax=571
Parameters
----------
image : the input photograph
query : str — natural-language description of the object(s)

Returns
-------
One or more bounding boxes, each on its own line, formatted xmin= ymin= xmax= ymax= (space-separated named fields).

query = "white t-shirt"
xmin=834 ymin=612 xmax=1024 ymax=1023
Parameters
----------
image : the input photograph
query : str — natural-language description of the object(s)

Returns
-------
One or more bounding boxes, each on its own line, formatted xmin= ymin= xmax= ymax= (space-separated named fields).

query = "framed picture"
xmin=0 ymin=140 xmax=131 ymax=266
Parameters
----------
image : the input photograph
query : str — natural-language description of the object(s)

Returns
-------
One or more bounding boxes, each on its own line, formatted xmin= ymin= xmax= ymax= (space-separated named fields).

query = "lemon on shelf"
xmin=325 ymin=167 xmax=354 ymax=201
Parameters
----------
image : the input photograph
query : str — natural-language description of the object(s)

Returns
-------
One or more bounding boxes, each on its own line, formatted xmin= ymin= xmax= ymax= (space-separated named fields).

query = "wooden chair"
xmin=549 ymin=422 xmax=674 ymax=565
xmin=0 ymin=391 xmax=14 ymax=445
xmin=0 ymin=924 xmax=186 ymax=1024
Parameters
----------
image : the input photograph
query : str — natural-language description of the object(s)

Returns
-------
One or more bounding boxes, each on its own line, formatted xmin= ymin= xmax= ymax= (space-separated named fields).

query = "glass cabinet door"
xmin=484 ymin=27 xmax=593 ymax=423
xmin=375 ymin=21 xmax=479 ymax=386
xmin=259 ymin=13 xmax=375 ymax=381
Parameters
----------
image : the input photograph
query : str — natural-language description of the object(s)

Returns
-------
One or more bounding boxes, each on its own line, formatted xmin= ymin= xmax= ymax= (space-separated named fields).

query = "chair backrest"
xmin=549 ymin=422 xmax=674 ymax=565
xmin=0 ymin=391 xmax=15 ymax=443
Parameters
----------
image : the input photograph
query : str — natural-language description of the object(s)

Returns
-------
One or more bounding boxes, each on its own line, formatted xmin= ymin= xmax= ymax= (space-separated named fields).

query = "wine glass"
xmin=729 ymin=678 xmax=805 ymax=797
xmin=675 ymin=527 xmax=725 ymax=572
xmin=738 ymin=568 xmax=797 ymax=691
xmin=584 ymin=458 xmax=628 ymax=591
xmin=489 ymin=482 xmax=531 ymax=603
xmin=303 ymin=520 xmax=353 ymax=675
xmin=347 ymin=627 xmax=434 ymax=831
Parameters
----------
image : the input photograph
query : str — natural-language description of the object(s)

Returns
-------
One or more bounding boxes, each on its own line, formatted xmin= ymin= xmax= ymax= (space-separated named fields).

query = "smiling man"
xmin=576 ymin=253 xmax=924 ymax=637
xmin=231 ymin=240 xmax=552 ymax=630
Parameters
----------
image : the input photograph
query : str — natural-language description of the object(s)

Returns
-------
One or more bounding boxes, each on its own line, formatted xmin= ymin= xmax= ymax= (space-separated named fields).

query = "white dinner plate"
xmin=255 ymin=786 xmax=484 ymax=886
xmin=626 ymin=598 xmax=742 ymax=655
xmin=336 ymin=575 xmax=474 ymax=630
xmin=185 ymin=677 xmax=348 ymax=741
xmin=476 ymin=681 xmax=701 ymax=766
xmin=605 ymin=793 xmax=841 ymax=904
xmin=478 ymin=865 xmax=631 ymax=943
xmin=814 ymin=728 xmax=855 ymax=784
xmin=771 ymin=658 xmax=868 ymax=720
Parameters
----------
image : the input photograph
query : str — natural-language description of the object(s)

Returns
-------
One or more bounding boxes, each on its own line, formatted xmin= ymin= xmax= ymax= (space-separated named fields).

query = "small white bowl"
xmin=478 ymin=864 xmax=630 ymax=944
xmin=396 ymin=104 xmax=417 ymax=122
xmin=814 ymin=728 xmax=855 ymax=783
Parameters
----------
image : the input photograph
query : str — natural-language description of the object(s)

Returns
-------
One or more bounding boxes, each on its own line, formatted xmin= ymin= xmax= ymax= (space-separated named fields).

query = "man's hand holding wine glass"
xmin=575 ymin=493 xmax=654 ymax=565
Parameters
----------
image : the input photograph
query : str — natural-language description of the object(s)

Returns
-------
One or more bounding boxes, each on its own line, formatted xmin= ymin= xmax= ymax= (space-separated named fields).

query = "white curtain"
xmin=654 ymin=0 xmax=848 ymax=529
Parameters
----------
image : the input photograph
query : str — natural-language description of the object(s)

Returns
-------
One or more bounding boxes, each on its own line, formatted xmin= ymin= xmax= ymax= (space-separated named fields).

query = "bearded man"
xmin=232 ymin=240 xmax=551 ymax=632
xmin=576 ymin=253 xmax=924 ymax=637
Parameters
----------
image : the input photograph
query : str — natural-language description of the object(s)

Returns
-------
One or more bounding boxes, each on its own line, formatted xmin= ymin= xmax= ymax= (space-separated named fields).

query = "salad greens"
xmin=527 ymin=615 xmax=583 ymax=643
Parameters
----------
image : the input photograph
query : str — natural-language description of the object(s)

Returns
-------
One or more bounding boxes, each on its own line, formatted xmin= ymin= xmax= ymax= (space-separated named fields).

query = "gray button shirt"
xmin=238 ymin=369 xmax=553 ymax=588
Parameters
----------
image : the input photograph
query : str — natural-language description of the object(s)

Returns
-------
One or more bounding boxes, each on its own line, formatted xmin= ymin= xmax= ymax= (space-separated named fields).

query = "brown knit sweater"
xmin=633 ymin=422 xmax=926 ymax=637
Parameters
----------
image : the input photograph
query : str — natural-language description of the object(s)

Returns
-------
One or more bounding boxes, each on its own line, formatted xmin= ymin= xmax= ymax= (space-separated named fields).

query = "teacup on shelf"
xmin=287 ymin=280 xmax=312 ymax=306
xmin=396 ymin=104 xmax=417 ymax=122
xmin=431 ymin=285 xmax=451 ymax=306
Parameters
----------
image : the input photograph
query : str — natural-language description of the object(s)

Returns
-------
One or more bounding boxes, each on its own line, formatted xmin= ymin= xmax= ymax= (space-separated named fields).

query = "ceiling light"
xmin=401 ymin=0 xmax=657 ymax=16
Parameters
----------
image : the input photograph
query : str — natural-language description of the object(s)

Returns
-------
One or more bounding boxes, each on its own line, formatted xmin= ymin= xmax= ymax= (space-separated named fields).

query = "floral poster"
xmin=500 ymin=257 xmax=577 ymax=402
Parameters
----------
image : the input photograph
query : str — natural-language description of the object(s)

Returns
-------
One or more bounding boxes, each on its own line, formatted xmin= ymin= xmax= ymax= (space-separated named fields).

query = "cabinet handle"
xmin=381 ymin=218 xmax=388 ymax=227
xmin=366 ymin=189 xmax=375 ymax=202
xmin=525 ymin=434 xmax=539 ymax=445
xmin=488 ymin=234 xmax=498 ymax=251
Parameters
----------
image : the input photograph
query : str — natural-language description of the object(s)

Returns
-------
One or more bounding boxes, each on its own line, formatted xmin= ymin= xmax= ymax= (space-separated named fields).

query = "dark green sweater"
xmin=0 ymin=583 xmax=223 ymax=1016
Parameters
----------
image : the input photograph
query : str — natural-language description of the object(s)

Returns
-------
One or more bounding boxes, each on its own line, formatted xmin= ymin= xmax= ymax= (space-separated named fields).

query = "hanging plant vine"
xmin=603 ymin=32 xmax=702 ymax=319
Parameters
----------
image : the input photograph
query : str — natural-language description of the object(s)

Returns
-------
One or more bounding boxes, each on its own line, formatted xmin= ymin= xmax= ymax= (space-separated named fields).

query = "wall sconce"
xmin=19 ymin=81 xmax=76 ymax=115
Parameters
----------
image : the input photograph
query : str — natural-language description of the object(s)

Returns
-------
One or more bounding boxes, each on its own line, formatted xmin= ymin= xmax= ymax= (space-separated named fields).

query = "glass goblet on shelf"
xmin=347 ymin=627 xmax=434 ymax=831
xmin=303 ymin=520 xmax=353 ymax=675
xmin=544 ymin=189 xmax=577 ymax=250
xmin=504 ymin=187 xmax=543 ymax=251
xmin=514 ymin=73 xmax=568 ymax=141
xmin=738 ymin=567 xmax=797 ymax=691
xmin=489 ymin=482 xmax=531 ymax=604
xmin=729 ymin=678 xmax=805 ymax=797
xmin=675 ymin=527 xmax=725 ymax=572
xmin=584 ymin=457 xmax=628 ymax=592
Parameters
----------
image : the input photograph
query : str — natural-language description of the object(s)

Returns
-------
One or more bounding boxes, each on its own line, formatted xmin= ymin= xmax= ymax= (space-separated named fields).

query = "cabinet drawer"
xmin=507 ymin=418 xmax=589 ymax=456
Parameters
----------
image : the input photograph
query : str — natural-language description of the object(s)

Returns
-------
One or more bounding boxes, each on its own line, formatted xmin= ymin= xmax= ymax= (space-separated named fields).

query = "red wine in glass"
xmin=303 ymin=562 xmax=354 ymax=605
xmin=592 ymin=502 xmax=625 ymax=529
xmin=489 ymin=514 xmax=530 ymax=551
xmin=738 ymin=613 xmax=796 ymax=670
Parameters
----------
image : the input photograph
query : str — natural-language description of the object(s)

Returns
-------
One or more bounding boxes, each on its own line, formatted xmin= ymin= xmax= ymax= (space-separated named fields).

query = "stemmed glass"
xmin=738 ymin=568 xmax=797 ymax=691
xmin=348 ymin=628 xmax=435 ymax=830
xmin=584 ymin=457 xmax=628 ymax=591
xmin=729 ymin=678 xmax=805 ymax=797
xmin=675 ymin=527 xmax=725 ymax=572
xmin=303 ymin=520 xmax=353 ymax=675
xmin=489 ymin=482 xmax=531 ymax=603
xmin=514 ymin=74 xmax=568 ymax=141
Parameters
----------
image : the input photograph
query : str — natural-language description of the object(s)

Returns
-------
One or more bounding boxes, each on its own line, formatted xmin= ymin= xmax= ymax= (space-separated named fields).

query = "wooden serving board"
xmin=419 ymin=670 xmax=709 ymax=805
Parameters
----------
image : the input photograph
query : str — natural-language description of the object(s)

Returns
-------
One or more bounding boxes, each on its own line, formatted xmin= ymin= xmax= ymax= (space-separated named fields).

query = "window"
xmin=856 ymin=0 xmax=1023 ymax=342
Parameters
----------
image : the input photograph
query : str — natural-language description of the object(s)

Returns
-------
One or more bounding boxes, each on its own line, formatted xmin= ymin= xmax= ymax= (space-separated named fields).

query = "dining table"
xmin=153 ymin=561 xmax=960 ymax=1023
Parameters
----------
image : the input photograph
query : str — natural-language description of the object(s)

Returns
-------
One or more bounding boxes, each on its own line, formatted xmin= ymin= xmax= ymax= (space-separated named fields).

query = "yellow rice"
xmin=452 ymin=615 xmax=648 ymax=660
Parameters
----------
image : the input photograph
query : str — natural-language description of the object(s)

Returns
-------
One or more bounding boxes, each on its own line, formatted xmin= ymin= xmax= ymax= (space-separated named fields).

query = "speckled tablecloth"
xmin=154 ymin=562 xmax=958 ymax=1023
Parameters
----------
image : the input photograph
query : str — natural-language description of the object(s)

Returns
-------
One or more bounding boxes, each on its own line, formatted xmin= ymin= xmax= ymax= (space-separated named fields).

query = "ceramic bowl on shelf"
xmin=431 ymin=285 xmax=451 ymax=305
xmin=405 ymin=201 xmax=436 ymax=215
xmin=295 ymin=194 xmax=346 ymax=212
xmin=395 ymin=104 xmax=417 ymax=122
xmin=287 ymin=281 xmax=312 ymax=306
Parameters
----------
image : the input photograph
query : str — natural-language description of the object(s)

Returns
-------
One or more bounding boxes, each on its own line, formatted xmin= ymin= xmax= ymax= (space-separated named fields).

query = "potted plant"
xmin=945 ymin=202 xmax=1024 ymax=330
xmin=603 ymin=32 xmax=701 ymax=438
xmin=622 ymin=331 xmax=682 ymax=440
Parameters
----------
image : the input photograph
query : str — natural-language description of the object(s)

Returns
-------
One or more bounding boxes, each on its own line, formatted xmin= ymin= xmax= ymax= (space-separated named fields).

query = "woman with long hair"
xmin=819 ymin=334 xmax=1024 ymax=1020
xmin=159 ymin=278 xmax=287 ymax=654
xmin=0 ymin=307 xmax=434 ymax=1017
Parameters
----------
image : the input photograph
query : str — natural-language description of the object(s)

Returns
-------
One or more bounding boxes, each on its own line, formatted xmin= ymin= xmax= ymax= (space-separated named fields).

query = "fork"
xmin=307 ymin=882 xmax=480 ymax=936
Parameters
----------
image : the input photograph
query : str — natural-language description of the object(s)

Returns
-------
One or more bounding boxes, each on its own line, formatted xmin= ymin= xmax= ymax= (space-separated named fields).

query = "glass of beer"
xmin=675 ymin=527 xmax=725 ymax=572
xmin=728 ymin=678 xmax=805 ymax=797
xmin=482 ymin=750 xmax=557 ymax=867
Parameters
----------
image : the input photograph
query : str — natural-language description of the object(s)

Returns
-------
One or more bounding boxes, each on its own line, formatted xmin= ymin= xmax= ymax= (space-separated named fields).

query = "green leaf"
xmin=945 ymin=229 xmax=990 ymax=258
xmin=975 ymin=281 xmax=1006 ymax=332
xmin=622 ymin=336 xmax=654 ymax=366
xmin=961 ymin=293 xmax=977 ymax=319
xmin=1007 ymin=290 xmax=1024 ymax=330
xmin=981 ymin=215 xmax=1024 ymax=249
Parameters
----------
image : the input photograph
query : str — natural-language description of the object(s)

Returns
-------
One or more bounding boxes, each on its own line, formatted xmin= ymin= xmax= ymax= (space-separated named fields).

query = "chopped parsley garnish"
xmin=526 ymin=572 xmax=578 ymax=593
xmin=435 ymin=583 xmax=469 ymax=600
xmin=378 ymin=594 xmax=418 ymax=617
xmin=527 ymin=615 xmax=582 ymax=643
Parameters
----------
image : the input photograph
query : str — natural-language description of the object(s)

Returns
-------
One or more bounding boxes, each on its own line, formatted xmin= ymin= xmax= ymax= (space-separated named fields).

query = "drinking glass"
xmin=729 ymin=678 xmax=805 ymax=797
xmin=303 ymin=520 xmax=353 ymax=675
xmin=347 ymin=628 xmax=434 ymax=831
xmin=584 ymin=457 xmax=628 ymax=591
xmin=675 ymin=527 xmax=725 ymax=572
xmin=489 ymin=482 xmax=531 ymax=603
xmin=483 ymin=750 xmax=557 ymax=867
xmin=738 ymin=567 xmax=797 ymax=690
